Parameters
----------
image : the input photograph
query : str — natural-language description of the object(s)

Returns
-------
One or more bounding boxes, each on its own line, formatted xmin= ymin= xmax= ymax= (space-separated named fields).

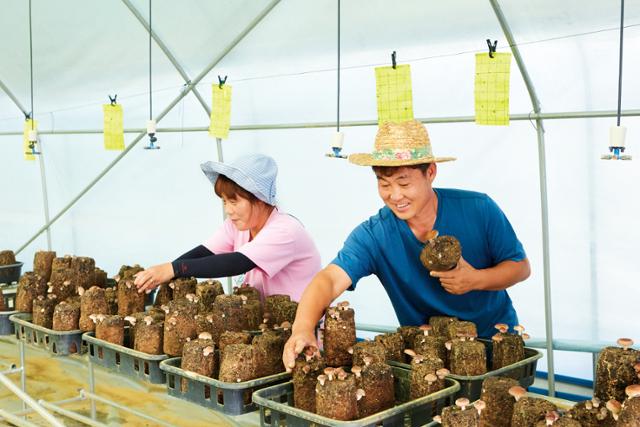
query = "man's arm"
xmin=431 ymin=257 xmax=530 ymax=295
xmin=282 ymin=264 xmax=352 ymax=371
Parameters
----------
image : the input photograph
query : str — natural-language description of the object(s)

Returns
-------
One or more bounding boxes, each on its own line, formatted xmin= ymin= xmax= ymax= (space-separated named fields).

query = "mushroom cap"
xmin=432 ymin=415 xmax=442 ymax=424
xmin=626 ymin=384 xmax=640 ymax=398
xmin=474 ymin=400 xmax=486 ymax=412
xmin=404 ymin=349 xmax=417 ymax=358
xmin=513 ymin=325 xmax=525 ymax=333
xmin=522 ymin=333 xmax=531 ymax=340
xmin=356 ymin=388 xmax=366 ymax=400
xmin=617 ymin=337 xmax=634 ymax=348
xmin=280 ymin=321 xmax=292 ymax=330
xmin=363 ymin=356 xmax=373 ymax=366
xmin=351 ymin=365 xmax=362 ymax=376
xmin=323 ymin=367 xmax=336 ymax=376
xmin=198 ymin=332 xmax=213 ymax=340
xmin=124 ymin=316 xmax=137 ymax=325
xmin=492 ymin=334 xmax=504 ymax=342
xmin=494 ymin=323 xmax=509 ymax=332
xmin=508 ymin=385 xmax=527 ymax=400
xmin=436 ymin=368 xmax=450 ymax=379
xmin=143 ymin=315 xmax=154 ymax=325
xmin=78 ymin=287 xmax=85 ymax=296
xmin=455 ymin=397 xmax=470 ymax=409
xmin=591 ymin=397 xmax=601 ymax=408
xmin=317 ymin=374 xmax=327 ymax=386
xmin=203 ymin=346 xmax=214 ymax=357
xmin=425 ymin=230 xmax=439 ymax=240
xmin=606 ymin=399 xmax=622 ymax=413
xmin=445 ymin=341 xmax=452 ymax=351
xmin=424 ymin=373 xmax=438 ymax=383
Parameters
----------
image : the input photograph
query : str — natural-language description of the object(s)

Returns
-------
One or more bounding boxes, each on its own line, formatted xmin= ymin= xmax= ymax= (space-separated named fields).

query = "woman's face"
xmin=221 ymin=194 xmax=257 ymax=231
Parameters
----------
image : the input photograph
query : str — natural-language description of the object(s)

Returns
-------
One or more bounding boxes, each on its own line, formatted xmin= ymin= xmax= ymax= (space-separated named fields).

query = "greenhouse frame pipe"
xmin=2 ymin=108 xmax=639 ymax=137
xmin=39 ymin=400 xmax=108 ymax=427
xmin=489 ymin=0 xmax=555 ymax=396
xmin=80 ymin=390 xmax=176 ymax=427
xmin=0 ymin=409 xmax=40 ymax=427
xmin=0 ymin=77 xmax=29 ymax=116
xmin=0 ymin=373 xmax=64 ymax=427
xmin=14 ymin=0 xmax=281 ymax=256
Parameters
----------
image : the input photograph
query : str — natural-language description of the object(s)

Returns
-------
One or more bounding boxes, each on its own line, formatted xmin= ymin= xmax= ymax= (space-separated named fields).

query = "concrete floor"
xmin=0 ymin=335 xmax=261 ymax=426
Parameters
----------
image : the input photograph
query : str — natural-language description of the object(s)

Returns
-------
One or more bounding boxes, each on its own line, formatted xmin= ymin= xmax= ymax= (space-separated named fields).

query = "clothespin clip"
xmin=391 ymin=51 xmax=397 ymax=69
xmin=108 ymin=95 xmax=118 ymax=106
xmin=144 ymin=119 xmax=160 ymax=150
xmin=486 ymin=39 xmax=498 ymax=58
xmin=218 ymin=75 xmax=228 ymax=89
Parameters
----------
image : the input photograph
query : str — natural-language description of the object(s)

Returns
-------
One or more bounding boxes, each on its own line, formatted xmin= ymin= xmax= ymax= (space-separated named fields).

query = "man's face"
xmin=376 ymin=165 xmax=436 ymax=220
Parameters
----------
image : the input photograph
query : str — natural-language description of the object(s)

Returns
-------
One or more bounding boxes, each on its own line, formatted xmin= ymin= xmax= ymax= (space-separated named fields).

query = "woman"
xmin=134 ymin=154 xmax=321 ymax=302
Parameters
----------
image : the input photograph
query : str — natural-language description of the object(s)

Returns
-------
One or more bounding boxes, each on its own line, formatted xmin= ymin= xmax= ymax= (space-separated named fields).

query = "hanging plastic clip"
xmin=25 ymin=128 xmax=41 ymax=155
xmin=218 ymin=75 xmax=228 ymax=89
xmin=486 ymin=39 xmax=498 ymax=58
xmin=602 ymin=125 xmax=632 ymax=160
xmin=108 ymin=95 xmax=118 ymax=106
xmin=325 ymin=131 xmax=347 ymax=159
xmin=144 ymin=119 xmax=160 ymax=150
xmin=391 ymin=51 xmax=397 ymax=69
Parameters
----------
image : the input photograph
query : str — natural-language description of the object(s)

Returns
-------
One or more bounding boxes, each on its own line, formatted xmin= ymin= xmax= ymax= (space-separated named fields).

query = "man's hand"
xmin=282 ymin=329 xmax=318 ymax=373
xmin=430 ymin=257 xmax=483 ymax=295
xmin=134 ymin=263 xmax=174 ymax=294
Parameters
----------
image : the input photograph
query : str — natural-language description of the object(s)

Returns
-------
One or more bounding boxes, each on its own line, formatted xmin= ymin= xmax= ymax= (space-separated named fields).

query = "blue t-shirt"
xmin=331 ymin=188 xmax=526 ymax=338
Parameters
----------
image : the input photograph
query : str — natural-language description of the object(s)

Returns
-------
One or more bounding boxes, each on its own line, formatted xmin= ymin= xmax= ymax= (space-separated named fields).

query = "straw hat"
xmin=348 ymin=120 xmax=456 ymax=166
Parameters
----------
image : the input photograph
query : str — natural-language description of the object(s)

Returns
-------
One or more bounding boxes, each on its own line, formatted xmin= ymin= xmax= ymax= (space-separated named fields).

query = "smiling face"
xmin=221 ymin=194 xmax=261 ymax=231
xmin=375 ymin=164 xmax=437 ymax=221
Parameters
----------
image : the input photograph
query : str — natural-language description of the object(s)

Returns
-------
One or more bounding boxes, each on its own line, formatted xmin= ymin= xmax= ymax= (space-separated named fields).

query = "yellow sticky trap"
xmin=103 ymin=104 xmax=125 ymax=151
xmin=375 ymin=64 xmax=414 ymax=125
xmin=475 ymin=52 xmax=512 ymax=126
xmin=209 ymin=84 xmax=232 ymax=139
xmin=23 ymin=119 xmax=38 ymax=161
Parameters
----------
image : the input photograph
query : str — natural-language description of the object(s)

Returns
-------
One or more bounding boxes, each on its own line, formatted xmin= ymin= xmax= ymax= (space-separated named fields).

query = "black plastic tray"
xmin=253 ymin=367 xmax=460 ymax=427
xmin=10 ymin=312 xmax=84 ymax=355
xmin=0 ymin=262 xmax=22 ymax=285
xmin=83 ymin=331 xmax=168 ymax=384
xmin=391 ymin=340 xmax=542 ymax=401
xmin=160 ymin=356 xmax=290 ymax=416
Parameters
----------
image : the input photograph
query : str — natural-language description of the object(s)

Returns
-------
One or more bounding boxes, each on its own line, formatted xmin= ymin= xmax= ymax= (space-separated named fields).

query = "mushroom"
xmin=494 ymin=323 xmax=509 ymax=334
xmin=605 ymin=399 xmax=621 ymax=421
xmin=168 ymin=316 xmax=178 ymax=326
xmin=585 ymin=400 xmax=593 ymax=410
xmin=47 ymin=294 xmax=57 ymax=300
xmin=198 ymin=332 xmax=213 ymax=340
xmin=336 ymin=369 xmax=348 ymax=381
xmin=419 ymin=324 xmax=432 ymax=336
xmin=591 ymin=397 xmax=601 ymax=408
xmin=445 ymin=341 xmax=452 ymax=351
xmin=363 ymin=356 xmax=373 ymax=367
xmin=436 ymin=368 xmax=450 ymax=380
xmin=432 ymin=415 xmax=442 ymax=424
xmin=161 ymin=305 xmax=170 ymax=314
xmin=404 ymin=349 xmax=417 ymax=358
xmin=324 ymin=367 xmax=335 ymax=381
xmin=424 ymin=373 xmax=437 ymax=385
xmin=351 ymin=365 xmax=362 ymax=378
xmin=474 ymin=400 xmax=486 ymax=415
xmin=347 ymin=346 xmax=354 ymax=355
xmin=240 ymin=295 xmax=248 ymax=305
xmin=626 ymin=384 xmax=640 ymax=399
xmin=280 ymin=321 xmax=292 ymax=331
xmin=317 ymin=374 xmax=328 ymax=386
xmin=337 ymin=301 xmax=350 ymax=311
xmin=302 ymin=365 xmax=311 ymax=374
xmin=508 ymin=385 xmax=526 ymax=402
xmin=124 ymin=316 xmax=137 ymax=326
xmin=259 ymin=323 xmax=269 ymax=332
xmin=89 ymin=314 xmax=98 ymax=323
xmin=412 ymin=355 xmax=424 ymax=365
xmin=202 ymin=346 xmax=214 ymax=357
xmin=356 ymin=389 xmax=366 ymax=401
xmin=545 ymin=410 xmax=559 ymax=426
xmin=492 ymin=334 xmax=504 ymax=343
xmin=424 ymin=230 xmax=439 ymax=246
xmin=596 ymin=406 xmax=608 ymax=420
xmin=455 ymin=397 xmax=469 ymax=411
xmin=617 ymin=337 xmax=634 ymax=351
xmin=168 ymin=282 xmax=175 ymax=289
xmin=78 ymin=287 xmax=85 ymax=296
xmin=513 ymin=325 xmax=525 ymax=336
xmin=303 ymin=346 xmax=319 ymax=361
xmin=185 ymin=293 xmax=196 ymax=303
xmin=522 ymin=333 xmax=531 ymax=340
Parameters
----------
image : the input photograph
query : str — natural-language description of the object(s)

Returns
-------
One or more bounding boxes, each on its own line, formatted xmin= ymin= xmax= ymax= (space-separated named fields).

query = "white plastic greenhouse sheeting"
xmin=1 ymin=0 xmax=640 ymax=383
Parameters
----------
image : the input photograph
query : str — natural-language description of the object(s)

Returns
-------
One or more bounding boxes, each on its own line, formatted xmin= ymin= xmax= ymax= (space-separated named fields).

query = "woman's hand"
xmin=134 ymin=263 xmax=175 ymax=294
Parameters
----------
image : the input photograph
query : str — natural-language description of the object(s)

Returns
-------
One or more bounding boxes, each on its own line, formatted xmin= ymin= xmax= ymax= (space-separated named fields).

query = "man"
xmin=283 ymin=120 xmax=530 ymax=370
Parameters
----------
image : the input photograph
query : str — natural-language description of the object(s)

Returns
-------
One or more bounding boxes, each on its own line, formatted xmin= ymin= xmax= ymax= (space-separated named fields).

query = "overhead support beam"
xmin=489 ymin=0 xmax=555 ymax=396
xmin=2 ymin=108 xmax=639 ymax=137
xmin=15 ymin=0 xmax=281 ymax=256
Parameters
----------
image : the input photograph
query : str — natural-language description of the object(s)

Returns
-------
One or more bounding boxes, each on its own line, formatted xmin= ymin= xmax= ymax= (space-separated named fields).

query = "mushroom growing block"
xmin=94 ymin=314 xmax=125 ymax=346
xmin=181 ymin=332 xmax=216 ymax=390
xmin=79 ymin=286 xmax=109 ymax=331
xmin=197 ymin=279 xmax=225 ymax=308
xmin=33 ymin=250 xmax=56 ymax=282
xmin=510 ymin=386 xmax=557 ymax=427
xmin=449 ymin=336 xmax=487 ymax=376
xmin=397 ymin=325 xmax=422 ymax=351
xmin=162 ymin=296 xmax=200 ymax=356
xmin=133 ymin=315 xmax=164 ymax=355
xmin=565 ymin=397 xmax=615 ymax=426
xmin=252 ymin=332 xmax=286 ymax=378
xmin=218 ymin=331 xmax=253 ymax=354
xmin=405 ymin=350 xmax=447 ymax=399
xmin=478 ymin=376 xmax=519 ymax=427
xmin=429 ymin=316 xmax=458 ymax=338
xmin=218 ymin=343 xmax=256 ymax=383
xmin=292 ymin=346 xmax=325 ymax=413
xmin=52 ymin=301 xmax=80 ymax=331
xmin=354 ymin=361 xmax=395 ymax=418
xmin=16 ymin=272 xmax=47 ymax=313
xmin=169 ymin=277 xmax=197 ymax=301
xmin=491 ymin=323 xmax=526 ymax=373
xmin=438 ymin=398 xmax=482 ymax=426
xmin=0 ymin=250 xmax=16 ymax=266
xmin=617 ymin=384 xmax=640 ymax=426
xmin=419 ymin=230 xmax=462 ymax=272
xmin=594 ymin=338 xmax=640 ymax=402
xmin=374 ymin=332 xmax=405 ymax=363
xmin=351 ymin=340 xmax=387 ymax=366
xmin=32 ymin=295 xmax=57 ymax=328
xmin=323 ymin=303 xmax=356 ymax=367
xmin=446 ymin=320 xmax=478 ymax=341
xmin=117 ymin=278 xmax=145 ymax=317
xmin=315 ymin=368 xmax=361 ymax=420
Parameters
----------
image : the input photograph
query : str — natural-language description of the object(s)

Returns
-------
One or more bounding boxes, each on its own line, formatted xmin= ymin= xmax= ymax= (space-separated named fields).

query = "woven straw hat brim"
xmin=348 ymin=153 xmax=456 ymax=166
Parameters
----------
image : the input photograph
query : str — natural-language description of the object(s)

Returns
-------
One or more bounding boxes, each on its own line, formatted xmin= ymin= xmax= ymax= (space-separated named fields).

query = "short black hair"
xmin=372 ymin=163 xmax=431 ymax=177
